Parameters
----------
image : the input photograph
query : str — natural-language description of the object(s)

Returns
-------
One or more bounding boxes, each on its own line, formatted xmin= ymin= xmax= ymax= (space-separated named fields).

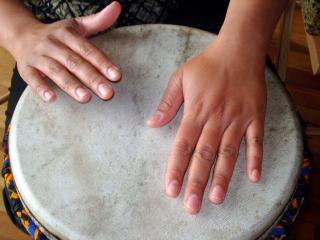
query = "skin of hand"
xmin=3 ymin=2 xmax=122 ymax=103
xmin=148 ymin=38 xmax=266 ymax=214
xmin=147 ymin=0 xmax=289 ymax=214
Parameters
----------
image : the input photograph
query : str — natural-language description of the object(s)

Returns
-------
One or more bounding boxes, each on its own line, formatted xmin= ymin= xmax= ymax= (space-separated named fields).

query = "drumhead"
xmin=9 ymin=25 xmax=303 ymax=240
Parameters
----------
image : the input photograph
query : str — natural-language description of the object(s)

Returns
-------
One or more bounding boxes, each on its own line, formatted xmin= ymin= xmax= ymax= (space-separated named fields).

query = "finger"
xmin=35 ymin=56 xmax=91 ymax=103
xmin=184 ymin=122 xmax=222 ymax=214
xmin=165 ymin=116 xmax=202 ymax=198
xmin=60 ymin=28 xmax=121 ymax=82
xmin=46 ymin=39 xmax=113 ymax=100
xmin=209 ymin=122 xmax=244 ymax=204
xmin=75 ymin=1 xmax=121 ymax=37
xmin=147 ymin=69 xmax=183 ymax=127
xmin=245 ymin=119 xmax=264 ymax=182
xmin=20 ymin=66 xmax=56 ymax=102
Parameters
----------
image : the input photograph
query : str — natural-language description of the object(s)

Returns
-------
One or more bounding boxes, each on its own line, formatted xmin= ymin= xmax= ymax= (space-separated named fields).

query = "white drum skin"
xmin=9 ymin=25 xmax=303 ymax=240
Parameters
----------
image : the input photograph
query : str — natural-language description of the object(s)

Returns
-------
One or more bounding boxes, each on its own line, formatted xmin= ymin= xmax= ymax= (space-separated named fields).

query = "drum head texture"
xmin=10 ymin=25 xmax=303 ymax=240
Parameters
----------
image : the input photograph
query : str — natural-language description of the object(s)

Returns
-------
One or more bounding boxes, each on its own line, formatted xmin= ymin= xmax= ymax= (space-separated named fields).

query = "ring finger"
xmin=35 ymin=56 xmax=91 ymax=102
xmin=184 ymin=121 xmax=223 ymax=214
xmin=209 ymin=121 xmax=245 ymax=204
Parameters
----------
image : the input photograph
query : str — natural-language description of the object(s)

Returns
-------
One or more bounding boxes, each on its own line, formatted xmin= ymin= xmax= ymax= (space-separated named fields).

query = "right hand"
xmin=11 ymin=1 xmax=122 ymax=103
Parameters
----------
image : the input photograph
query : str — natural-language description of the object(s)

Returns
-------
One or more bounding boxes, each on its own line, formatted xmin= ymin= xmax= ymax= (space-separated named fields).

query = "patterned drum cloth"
xmin=23 ymin=0 xmax=185 ymax=25
xmin=301 ymin=0 xmax=320 ymax=35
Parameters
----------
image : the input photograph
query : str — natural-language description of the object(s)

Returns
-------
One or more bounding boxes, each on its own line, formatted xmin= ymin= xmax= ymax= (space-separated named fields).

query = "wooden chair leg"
xmin=305 ymin=30 xmax=320 ymax=75
xmin=277 ymin=0 xmax=296 ymax=82
xmin=0 ymin=92 xmax=9 ymax=105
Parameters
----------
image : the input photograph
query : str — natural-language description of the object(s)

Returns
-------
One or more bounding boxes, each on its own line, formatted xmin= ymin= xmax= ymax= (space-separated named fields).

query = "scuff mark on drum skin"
xmin=269 ymin=127 xmax=277 ymax=132
xmin=133 ymin=130 xmax=137 ymax=137
xmin=140 ymin=28 xmax=152 ymax=39
xmin=132 ymin=93 xmax=139 ymax=105
xmin=275 ymin=201 xmax=283 ymax=208
xmin=175 ymin=28 xmax=192 ymax=66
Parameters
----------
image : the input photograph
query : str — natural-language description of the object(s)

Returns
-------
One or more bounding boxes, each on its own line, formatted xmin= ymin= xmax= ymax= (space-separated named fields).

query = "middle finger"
xmin=184 ymin=121 xmax=223 ymax=214
xmin=209 ymin=121 xmax=245 ymax=204
xmin=165 ymin=115 xmax=202 ymax=198
xmin=47 ymin=39 xmax=114 ymax=100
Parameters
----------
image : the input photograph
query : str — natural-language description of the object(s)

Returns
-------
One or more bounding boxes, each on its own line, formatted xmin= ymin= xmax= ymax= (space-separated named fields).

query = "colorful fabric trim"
xmin=269 ymin=158 xmax=311 ymax=239
xmin=1 ymin=126 xmax=49 ymax=240
xmin=1 ymin=125 xmax=312 ymax=240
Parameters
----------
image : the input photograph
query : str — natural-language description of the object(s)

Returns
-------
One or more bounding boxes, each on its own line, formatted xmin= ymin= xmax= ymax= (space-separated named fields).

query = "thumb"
xmin=75 ymin=1 xmax=122 ymax=37
xmin=147 ymin=68 xmax=184 ymax=128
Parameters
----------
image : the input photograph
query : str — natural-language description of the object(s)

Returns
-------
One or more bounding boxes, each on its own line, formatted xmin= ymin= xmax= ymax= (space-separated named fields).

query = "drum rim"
xmin=8 ymin=24 xmax=304 ymax=240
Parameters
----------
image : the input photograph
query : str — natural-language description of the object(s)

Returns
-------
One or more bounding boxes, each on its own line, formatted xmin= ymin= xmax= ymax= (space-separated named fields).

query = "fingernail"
xmin=75 ymin=87 xmax=89 ymax=99
xmin=43 ymin=91 xmax=54 ymax=102
xmin=147 ymin=111 xmax=163 ymax=124
xmin=167 ymin=180 xmax=179 ymax=197
xmin=251 ymin=169 xmax=260 ymax=182
xmin=108 ymin=66 xmax=120 ymax=80
xmin=98 ymin=83 xmax=112 ymax=97
xmin=210 ymin=185 xmax=225 ymax=204
xmin=186 ymin=194 xmax=200 ymax=212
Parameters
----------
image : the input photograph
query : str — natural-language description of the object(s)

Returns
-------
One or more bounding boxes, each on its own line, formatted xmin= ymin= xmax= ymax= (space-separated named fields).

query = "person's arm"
xmin=0 ymin=0 xmax=122 ymax=102
xmin=148 ymin=0 xmax=289 ymax=214
xmin=216 ymin=0 xmax=289 ymax=66
xmin=0 ymin=1 xmax=39 ymax=51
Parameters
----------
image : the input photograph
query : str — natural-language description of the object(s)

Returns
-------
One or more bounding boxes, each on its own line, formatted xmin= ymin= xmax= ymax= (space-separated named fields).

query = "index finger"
xmin=60 ymin=29 xmax=121 ymax=82
xmin=166 ymin=116 xmax=202 ymax=198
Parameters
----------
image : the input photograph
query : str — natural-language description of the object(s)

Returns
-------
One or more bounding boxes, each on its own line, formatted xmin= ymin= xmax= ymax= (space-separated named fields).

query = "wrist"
xmin=200 ymin=36 xmax=265 ymax=79
xmin=208 ymin=33 xmax=267 ymax=68
xmin=3 ymin=17 xmax=43 ymax=57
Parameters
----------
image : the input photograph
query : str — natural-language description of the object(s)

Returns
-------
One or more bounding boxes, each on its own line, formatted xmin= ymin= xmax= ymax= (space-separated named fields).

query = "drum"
xmin=8 ymin=25 xmax=303 ymax=240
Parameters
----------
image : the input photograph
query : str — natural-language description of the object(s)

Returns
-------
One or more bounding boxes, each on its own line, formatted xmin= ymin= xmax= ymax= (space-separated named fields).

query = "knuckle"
xmin=59 ymin=78 xmax=74 ymax=92
xmin=193 ymin=145 xmax=215 ymax=164
xmin=66 ymin=55 xmax=82 ymax=71
xmin=36 ymin=37 xmax=48 ymax=48
xmin=80 ymin=43 xmax=95 ymax=57
xmin=158 ymin=96 xmax=174 ymax=113
xmin=97 ymin=58 xmax=112 ymax=68
xmin=88 ymin=74 xmax=104 ymax=87
xmin=211 ymin=106 xmax=225 ymax=120
xmin=214 ymin=172 xmax=229 ymax=185
xmin=248 ymin=136 xmax=262 ymax=146
xmin=218 ymin=144 xmax=237 ymax=159
xmin=48 ymin=61 xmax=63 ymax=74
xmin=188 ymin=178 xmax=205 ymax=191
xmin=67 ymin=18 xmax=78 ymax=29
xmin=35 ymin=36 xmax=55 ymax=52
xmin=250 ymin=154 xmax=262 ymax=163
xmin=171 ymin=68 xmax=183 ymax=84
xmin=174 ymin=138 xmax=191 ymax=156
xmin=166 ymin=167 xmax=183 ymax=180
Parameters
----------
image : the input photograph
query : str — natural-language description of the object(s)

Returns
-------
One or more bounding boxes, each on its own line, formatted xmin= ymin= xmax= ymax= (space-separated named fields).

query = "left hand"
xmin=147 ymin=38 xmax=267 ymax=214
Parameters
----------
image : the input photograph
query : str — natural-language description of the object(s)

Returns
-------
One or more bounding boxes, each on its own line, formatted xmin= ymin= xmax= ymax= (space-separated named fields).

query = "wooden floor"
xmin=0 ymin=5 xmax=319 ymax=240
